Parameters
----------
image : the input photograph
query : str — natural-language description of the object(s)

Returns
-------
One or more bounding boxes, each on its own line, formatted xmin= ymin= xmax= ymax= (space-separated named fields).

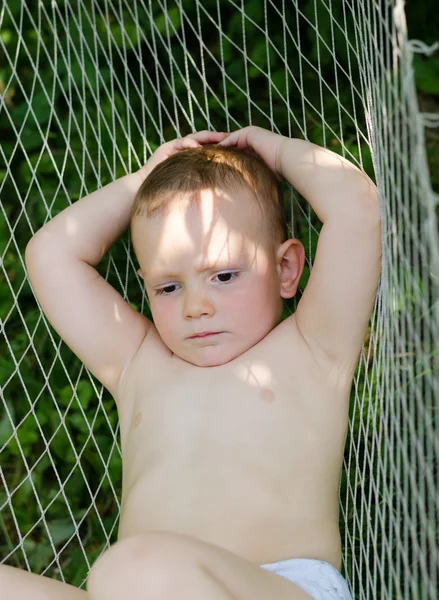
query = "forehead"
xmin=133 ymin=187 xmax=267 ymax=273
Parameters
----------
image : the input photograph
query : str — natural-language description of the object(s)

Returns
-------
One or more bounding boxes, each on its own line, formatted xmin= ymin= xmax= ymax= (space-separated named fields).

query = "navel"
xmin=132 ymin=411 xmax=142 ymax=429
xmin=260 ymin=388 xmax=275 ymax=403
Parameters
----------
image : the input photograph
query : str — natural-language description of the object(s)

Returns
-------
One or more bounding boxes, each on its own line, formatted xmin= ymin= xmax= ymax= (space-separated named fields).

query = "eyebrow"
xmin=147 ymin=261 xmax=238 ymax=282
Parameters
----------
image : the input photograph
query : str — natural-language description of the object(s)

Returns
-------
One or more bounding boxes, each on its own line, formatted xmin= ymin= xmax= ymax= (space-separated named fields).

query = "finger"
xmin=187 ymin=130 xmax=228 ymax=143
xmin=218 ymin=131 xmax=240 ymax=147
xmin=178 ymin=137 xmax=201 ymax=149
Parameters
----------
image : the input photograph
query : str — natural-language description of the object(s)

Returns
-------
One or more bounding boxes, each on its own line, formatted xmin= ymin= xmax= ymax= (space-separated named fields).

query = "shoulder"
xmin=273 ymin=314 xmax=355 ymax=390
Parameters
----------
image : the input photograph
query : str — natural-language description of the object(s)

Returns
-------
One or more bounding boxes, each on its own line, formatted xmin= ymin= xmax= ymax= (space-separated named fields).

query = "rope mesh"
xmin=0 ymin=1 xmax=438 ymax=598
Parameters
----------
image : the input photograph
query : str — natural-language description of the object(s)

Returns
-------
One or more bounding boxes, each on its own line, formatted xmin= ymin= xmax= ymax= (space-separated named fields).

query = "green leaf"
xmin=11 ymin=91 xmax=53 ymax=128
xmin=76 ymin=381 xmax=94 ymax=411
xmin=414 ymin=56 xmax=439 ymax=95
xmin=68 ymin=412 xmax=90 ymax=434
xmin=51 ymin=430 xmax=76 ymax=464
xmin=110 ymin=22 xmax=139 ymax=49
xmin=48 ymin=519 xmax=76 ymax=545
xmin=155 ymin=7 xmax=181 ymax=36
xmin=14 ymin=417 xmax=40 ymax=455
xmin=0 ymin=413 xmax=12 ymax=446
xmin=14 ymin=475 xmax=34 ymax=504
xmin=29 ymin=542 xmax=55 ymax=573
xmin=0 ymin=30 xmax=12 ymax=44
xmin=59 ymin=386 xmax=73 ymax=408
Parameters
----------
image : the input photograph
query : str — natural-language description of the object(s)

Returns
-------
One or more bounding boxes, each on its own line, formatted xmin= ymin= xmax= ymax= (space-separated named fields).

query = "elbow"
xmin=25 ymin=235 xmax=56 ymax=271
xmin=26 ymin=229 xmax=54 ymax=248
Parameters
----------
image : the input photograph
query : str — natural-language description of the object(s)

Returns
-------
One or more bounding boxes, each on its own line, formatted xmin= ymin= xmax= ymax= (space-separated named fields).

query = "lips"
xmin=189 ymin=332 xmax=221 ymax=338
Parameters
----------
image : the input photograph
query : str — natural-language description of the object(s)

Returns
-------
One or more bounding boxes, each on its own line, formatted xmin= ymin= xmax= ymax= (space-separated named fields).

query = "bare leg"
xmin=85 ymin=533 xmax=312 ymax=600
xmin=0 ymin=564 xmax=88 ymax=600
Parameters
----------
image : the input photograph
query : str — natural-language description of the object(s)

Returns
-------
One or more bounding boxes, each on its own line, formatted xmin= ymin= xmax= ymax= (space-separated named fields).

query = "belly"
xmin=116 ymin=349 xmax=348 ymax=570
xmin=117 ymin=458 xmax=342 ymax=569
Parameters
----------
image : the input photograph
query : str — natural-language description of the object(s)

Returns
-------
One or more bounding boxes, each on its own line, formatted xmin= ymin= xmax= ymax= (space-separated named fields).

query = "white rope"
xmin=0 ymin=2 xmax=437 ymax=598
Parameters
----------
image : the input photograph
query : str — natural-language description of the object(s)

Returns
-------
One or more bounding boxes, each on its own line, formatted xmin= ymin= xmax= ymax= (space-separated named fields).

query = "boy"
xmin=5 ymin=126 xmax=381 ymax=599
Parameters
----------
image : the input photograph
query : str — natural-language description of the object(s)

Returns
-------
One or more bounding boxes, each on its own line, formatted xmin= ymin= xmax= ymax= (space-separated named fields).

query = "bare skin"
xmin=11 ymin=128 xmax=381 ymax=599
xmin=116 ymin=314 xmax=349 ymax=569
xmin=0 ymin=328 xmax=345 ymax=600
xmin=5 ymin=230 xmax=343 ymax=600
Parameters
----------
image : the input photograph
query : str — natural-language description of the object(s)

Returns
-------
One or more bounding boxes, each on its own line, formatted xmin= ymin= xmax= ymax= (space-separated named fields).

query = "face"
xmin=132 ymin=187 xmax=302 ymax=367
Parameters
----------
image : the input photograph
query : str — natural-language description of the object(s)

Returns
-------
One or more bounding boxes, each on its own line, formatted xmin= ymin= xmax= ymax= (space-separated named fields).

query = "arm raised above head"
xmin=25 ymin=164 xmax=152 ymax=400
xmin=26 ymin=131 xmax=229 ymax=398
xmin=278 ymin=137 xmax=382 ymax=383
xmin=220 ymin=126 xmax=382 ymax=384
xmin=220 ymin=125 xmax=379 ymax=222
xmin=29 ymin=131 xmax=229 ymax=265
xmin=277 ymin=136 xmax=379 ymax=223
xmin=28 ymin=170 xmax=146 ymax=265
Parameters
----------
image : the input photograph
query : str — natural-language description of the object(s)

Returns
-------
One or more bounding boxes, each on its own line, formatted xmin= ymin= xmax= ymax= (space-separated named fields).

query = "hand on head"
xmin=139 ymin=131 xmax=229 ymax=179
xmin=139 ymin=127 xmax=285 ymax=183
xmin=219 ymin=126 xmax=285 ymax=179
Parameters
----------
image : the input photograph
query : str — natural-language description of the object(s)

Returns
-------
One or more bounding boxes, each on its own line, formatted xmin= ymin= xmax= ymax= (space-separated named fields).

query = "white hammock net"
xmin=1 ymin=1 xmax=438 ymax=598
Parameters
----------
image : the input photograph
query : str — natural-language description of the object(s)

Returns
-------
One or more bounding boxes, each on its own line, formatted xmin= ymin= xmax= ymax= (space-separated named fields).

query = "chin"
xmin=201 ymin=357 xmax=234 ymax=367
xmin=177 ymin=346 xmax=240 ymax=368
xmin=190 ymin=352 xmax=234 ymax=368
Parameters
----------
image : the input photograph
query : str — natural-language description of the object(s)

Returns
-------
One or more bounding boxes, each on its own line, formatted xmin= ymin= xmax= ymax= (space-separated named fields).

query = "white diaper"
xmin=260 ymin=557 xmax=353 ymax=600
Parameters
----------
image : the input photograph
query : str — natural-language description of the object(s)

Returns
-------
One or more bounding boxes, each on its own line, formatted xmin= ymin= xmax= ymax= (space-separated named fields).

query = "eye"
xmin=156 ymin=284 xmax=180 ymax=295
xmin=214 ymin=271 xmax=239 ymax=283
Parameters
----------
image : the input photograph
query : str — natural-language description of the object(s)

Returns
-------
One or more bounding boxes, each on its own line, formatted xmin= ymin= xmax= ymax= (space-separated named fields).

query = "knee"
xmin=87 ymin=536 xmax=149 ymax=597
xmin=86 ymin=533 xmax=193 ymax=598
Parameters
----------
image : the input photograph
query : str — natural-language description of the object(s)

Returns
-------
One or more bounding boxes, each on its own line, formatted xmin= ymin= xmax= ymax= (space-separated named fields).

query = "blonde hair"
xmin=131 ymin=144 xmax=288 ymax=246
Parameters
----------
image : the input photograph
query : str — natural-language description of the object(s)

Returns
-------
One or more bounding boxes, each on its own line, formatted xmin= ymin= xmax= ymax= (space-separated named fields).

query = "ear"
xmin=137 ymin=268 xmax=144 ymax=280
xmin=276 ymin=238 xmax=305 ymax=299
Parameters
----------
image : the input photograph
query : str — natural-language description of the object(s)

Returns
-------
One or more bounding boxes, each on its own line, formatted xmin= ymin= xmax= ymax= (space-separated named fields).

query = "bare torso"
xmin=115 ymin=315 xmax=351 ymax=571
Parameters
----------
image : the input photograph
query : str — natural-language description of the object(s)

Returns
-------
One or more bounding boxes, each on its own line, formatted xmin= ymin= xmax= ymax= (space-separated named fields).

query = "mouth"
xmin=189 ymin=332 xmax=222 ymax=339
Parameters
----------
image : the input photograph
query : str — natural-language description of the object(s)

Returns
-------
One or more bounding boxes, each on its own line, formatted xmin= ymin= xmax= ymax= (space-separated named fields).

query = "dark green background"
xmin=0 ymin=0 xmax=437 ymax=595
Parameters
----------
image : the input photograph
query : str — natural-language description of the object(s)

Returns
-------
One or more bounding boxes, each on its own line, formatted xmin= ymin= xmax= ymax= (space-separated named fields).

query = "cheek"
xmin=239 ymin=277 xmax=276 ymax=319
xmin=151 ymin=299 xmax=178 ymax=333
xmin=223 ymin=290 xmax=247 ymax=312
xmin=224 ymin=279 xmax=265 ymax=318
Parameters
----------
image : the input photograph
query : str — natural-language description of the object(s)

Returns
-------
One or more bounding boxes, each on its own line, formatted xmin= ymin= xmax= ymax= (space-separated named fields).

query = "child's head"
xmin=131 ymin=144 xmax=304 ymax=367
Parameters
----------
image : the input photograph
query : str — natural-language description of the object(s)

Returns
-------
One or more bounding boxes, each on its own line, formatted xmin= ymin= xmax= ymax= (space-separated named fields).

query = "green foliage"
xmin=414 ymin=56 xmax=439 ymax=95
xmin=0 ymin=0 xmax=437 ymax=597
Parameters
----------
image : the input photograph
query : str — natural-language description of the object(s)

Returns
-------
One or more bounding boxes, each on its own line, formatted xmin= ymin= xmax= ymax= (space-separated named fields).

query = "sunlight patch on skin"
xmin=235 ymin=361 xmax=273 ymax=388
xmin=200 ymin=188 xmax=215 ymax=239
xmin=148 ymin=194 xmax=251 ymax=280
xmin=234 ymin=360 xmax=276 ymax=403
xmin=100 ymin=365 xmax=119 ymax=387
xmin=130 ymin=186 xmax=289 ymax=369
xmin=66 ymin=216 xmax=78 ymax=237
xmin=114 ymin=302 xmax=123 ymax=323
xmin=133 ymin=186 xmax=271 ymax=285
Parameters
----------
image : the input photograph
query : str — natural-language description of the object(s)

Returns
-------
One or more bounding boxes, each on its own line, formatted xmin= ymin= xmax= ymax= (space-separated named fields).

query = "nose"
xmin=183 ymin=285 xmax=215 ymax=320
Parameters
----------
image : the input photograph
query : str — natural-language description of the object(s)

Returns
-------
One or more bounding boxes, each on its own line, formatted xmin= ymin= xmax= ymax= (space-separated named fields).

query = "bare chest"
xmin=117 ymin=322 xmax=349 ymax=496
xmin=114 ymin=322 xmax=350 ymax=563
